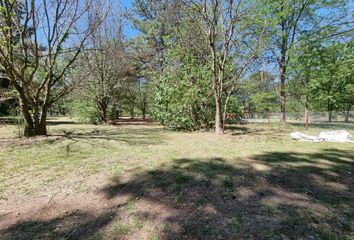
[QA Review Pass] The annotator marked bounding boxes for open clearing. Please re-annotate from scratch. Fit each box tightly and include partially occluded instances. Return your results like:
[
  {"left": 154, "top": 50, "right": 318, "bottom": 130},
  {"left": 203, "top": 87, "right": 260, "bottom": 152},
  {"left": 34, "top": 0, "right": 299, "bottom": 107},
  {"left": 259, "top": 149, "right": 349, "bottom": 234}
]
[{"left": 0, "top": 121, "right": 353, "bottom": 239}]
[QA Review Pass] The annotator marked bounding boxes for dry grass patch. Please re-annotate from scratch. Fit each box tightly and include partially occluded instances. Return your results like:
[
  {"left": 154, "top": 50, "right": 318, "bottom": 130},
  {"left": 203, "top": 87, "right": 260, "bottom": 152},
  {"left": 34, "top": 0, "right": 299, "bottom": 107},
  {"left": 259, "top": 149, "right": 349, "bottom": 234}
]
[{"left": 0, "top": 122, "right": 353, "bottom": 239}]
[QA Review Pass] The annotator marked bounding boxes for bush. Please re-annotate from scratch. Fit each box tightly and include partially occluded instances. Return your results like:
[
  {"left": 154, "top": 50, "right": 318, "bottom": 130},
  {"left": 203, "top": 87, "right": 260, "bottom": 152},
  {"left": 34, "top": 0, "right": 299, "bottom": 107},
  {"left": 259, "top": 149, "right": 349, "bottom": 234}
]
[
  {"left": 68, "top": 99, "right": 100, "bottom": 124},
  {"left": 152, "top": 49, "right": 214, "bottom": 131}
]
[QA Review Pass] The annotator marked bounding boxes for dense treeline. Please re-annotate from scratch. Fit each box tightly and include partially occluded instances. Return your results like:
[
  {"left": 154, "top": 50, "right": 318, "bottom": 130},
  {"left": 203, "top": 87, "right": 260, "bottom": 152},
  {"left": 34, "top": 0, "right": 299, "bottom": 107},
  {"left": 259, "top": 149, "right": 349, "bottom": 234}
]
[{"left": 0, "top": 0, "right": 353, "bottom": 136}]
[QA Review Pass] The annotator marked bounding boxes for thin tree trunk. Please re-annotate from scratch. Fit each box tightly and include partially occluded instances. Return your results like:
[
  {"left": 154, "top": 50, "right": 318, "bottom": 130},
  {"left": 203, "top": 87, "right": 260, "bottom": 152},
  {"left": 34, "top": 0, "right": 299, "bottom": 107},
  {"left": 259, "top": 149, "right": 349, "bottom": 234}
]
[
  {"left": 279, "top": 64, "right": 286, "bottom": 124},
  {"left": 142, "top": 107, "right": 146, "bottom": 120},
  {"left": 344, "top": 104, "right": 351, "bottom": 122},
  {"left": 304, "top": 102, "right": 309, "bottom": 114},
  {"left": 215, "top": 95, "right": 223, "bottom": 134},
  {"left": 102, "top": 106, "right": 107, "bottom": 122},
  {"left": 140, "top": 99, "right": 147, "bottom": 120},
  {"left": 327, "top": 100, "right": 332, "bottom": 122},
  {"left": 328, "top": 111, "right": 332, "bottom": 122},
  {"left": 279, "top": 13, "right": 287, "bottom": 125},
  {"left": 130, "top": 106, "right": 135, "bottom": 119}
]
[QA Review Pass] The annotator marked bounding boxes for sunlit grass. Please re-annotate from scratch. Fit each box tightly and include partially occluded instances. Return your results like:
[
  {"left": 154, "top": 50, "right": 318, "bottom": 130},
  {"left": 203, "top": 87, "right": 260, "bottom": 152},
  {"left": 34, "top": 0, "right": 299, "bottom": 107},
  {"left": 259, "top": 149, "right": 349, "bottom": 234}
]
[
  {"left": 0, "top": 122, "right": 353, "bottom": 239},
  {"left": 0, "top": 123, "right": 353, "bottom": 197}
]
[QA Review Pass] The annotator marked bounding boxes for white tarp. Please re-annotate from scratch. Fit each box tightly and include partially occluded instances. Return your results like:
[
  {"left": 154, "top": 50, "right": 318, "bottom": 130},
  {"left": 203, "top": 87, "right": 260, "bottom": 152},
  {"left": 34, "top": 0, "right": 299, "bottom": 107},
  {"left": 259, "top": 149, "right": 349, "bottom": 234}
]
[{"left": 291, "top": 130, "right": 353, "bottom": 143}]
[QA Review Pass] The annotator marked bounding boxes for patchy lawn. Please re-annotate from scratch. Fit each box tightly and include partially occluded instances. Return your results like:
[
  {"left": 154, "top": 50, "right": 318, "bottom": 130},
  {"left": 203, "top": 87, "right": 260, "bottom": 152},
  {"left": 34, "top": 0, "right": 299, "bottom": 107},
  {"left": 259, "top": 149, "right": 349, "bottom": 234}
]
[{"left": 0, "top": 121, "right": 353, "bottom": 240}]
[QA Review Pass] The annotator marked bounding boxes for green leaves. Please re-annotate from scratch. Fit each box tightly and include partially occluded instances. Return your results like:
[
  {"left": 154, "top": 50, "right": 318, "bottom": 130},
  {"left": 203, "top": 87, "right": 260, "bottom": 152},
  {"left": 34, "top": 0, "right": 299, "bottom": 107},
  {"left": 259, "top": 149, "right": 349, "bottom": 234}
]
[{"left": 152, "top": 47, "right": 213, "bottom": 130}]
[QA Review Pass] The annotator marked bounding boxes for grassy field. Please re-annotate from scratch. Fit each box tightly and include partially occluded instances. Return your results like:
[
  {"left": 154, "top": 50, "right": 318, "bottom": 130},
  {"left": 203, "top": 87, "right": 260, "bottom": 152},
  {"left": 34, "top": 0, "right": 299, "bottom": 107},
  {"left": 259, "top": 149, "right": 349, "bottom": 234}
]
[{"left": 0, "top": 120, "right": 353, "bottom": 240}]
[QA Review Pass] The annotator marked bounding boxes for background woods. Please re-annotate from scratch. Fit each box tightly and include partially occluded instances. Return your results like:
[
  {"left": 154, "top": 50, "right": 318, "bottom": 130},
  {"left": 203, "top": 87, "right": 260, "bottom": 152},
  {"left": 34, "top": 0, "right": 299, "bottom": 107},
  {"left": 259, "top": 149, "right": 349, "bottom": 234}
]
[{"left": 0, "top": 0, "right": 353, "bottom": 135}]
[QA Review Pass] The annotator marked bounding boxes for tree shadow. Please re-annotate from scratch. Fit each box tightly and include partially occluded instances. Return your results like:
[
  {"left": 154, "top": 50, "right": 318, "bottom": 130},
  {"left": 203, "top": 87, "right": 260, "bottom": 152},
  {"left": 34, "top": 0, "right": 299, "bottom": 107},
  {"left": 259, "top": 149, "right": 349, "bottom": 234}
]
[
  {"left": 225, "top": 124, "right": 290, "bottom": 137},
  {"left": 1, "top": 211, "right": 115, "bottom": 240},
  {"left": 2, "top": 149, "right": 353, "bottom": 239},
  {"left": 100, "top": 149, "right": 354, "bottom": 239},
  {"left": 52, "top": 127, "right": 166, "bottom": 146},
  {"left": 0, "top": 127, "right": 166, "bottom": 150},
  {"left": 112, "top": 118, "right": 157, "bottom": 126}
]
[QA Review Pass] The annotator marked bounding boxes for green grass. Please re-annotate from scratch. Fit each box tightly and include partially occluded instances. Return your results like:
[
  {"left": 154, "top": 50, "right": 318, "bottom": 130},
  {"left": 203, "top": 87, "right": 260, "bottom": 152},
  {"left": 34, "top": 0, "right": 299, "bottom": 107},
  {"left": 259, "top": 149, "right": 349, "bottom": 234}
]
[{"left": 0, "top": 121, "right": 353, "bottom": 239}]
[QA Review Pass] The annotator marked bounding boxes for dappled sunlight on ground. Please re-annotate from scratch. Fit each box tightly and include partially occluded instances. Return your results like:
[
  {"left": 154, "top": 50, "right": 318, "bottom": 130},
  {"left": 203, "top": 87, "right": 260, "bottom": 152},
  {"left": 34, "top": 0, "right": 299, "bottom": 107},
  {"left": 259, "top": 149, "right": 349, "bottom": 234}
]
[{"left": 0, "top": 123, "right": 353, "bottom": 239}]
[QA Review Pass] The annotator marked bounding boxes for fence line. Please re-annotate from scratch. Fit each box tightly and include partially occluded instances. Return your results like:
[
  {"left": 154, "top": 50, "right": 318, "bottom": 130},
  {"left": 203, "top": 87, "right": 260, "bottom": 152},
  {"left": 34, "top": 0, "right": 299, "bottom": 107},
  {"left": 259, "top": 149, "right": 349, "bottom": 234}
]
[{"left": 239, "top": 111, "right": 353, "bottom": 129}]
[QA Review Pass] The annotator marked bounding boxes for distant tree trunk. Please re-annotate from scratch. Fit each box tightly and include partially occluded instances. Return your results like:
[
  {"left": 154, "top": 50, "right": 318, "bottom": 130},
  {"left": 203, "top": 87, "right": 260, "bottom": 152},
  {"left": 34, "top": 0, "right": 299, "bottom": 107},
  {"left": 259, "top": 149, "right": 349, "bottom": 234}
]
[
  {"left": 328, "top": 101, "right": 332, "bottom": 122},
  {"left": 344, "top": 104, "right": 351, "bottom": 122},
  {"left": 130, "top": 106, "right": 135, "bottom": 119},
  {"left": 304, "top": 98, "right": 309, "bottom": 113},
  {"left": 110, "top": 102, "right": 118, "bottom": 120},
  {"left": 116, "top": 108, "right": 120, "bottom": 119},
  {"left": 142, "top": 107, "right": 146, "bottom": 120},
  {"left": 279, "top": 49, "right": 287, "bottom": 125},
  {"left": 139, "top": 98, "right": 147, "bottom": 120},
  {"left": 98, "top": 101, "right": 108, "bottom": 123},
  {"left": 328, "top": 111, "right": 332, "bottom": 122}
]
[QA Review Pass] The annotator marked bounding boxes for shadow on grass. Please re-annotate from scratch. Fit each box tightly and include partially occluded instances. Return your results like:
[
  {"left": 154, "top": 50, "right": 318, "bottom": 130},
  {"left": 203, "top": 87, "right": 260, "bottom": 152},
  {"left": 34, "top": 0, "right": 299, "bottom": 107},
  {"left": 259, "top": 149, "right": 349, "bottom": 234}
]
[
  {"left": 2, "top": 149, "right": 353, "bottom": 239},
  {"left": 57, "top": 127, "right": 165, "bottom": 146},
  {"left": 0, "top": 127, "right": 166, "bottom": 152},
  {"left": 100, "top": 149, "right": 354, "bottom": 239},
  {"left": 1, "top": 211, "right": 115, "bottom": 240},
  {"left": 225, "top": 125, "right": 289, "bottom": 138}
]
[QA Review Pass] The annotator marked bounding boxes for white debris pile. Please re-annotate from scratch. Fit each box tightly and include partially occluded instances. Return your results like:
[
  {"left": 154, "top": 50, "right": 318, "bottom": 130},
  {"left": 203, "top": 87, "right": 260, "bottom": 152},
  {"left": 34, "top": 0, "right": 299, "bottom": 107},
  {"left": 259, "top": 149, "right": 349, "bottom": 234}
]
[{"left": 290, "top": 130, "right": 353, "bottom": 143}]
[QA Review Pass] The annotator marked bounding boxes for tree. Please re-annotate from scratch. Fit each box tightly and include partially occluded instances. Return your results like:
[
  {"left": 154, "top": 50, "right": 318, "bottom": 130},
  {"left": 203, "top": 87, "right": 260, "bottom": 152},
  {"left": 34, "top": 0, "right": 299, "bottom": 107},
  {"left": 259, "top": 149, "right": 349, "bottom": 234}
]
[
  {"left": 238, "top": 71, "right": 277, "bottom": 114},
  {"left": 287, "top": 39, "right": 320, "bottom": 114},
  {"left": 0, "top": 0, "right": 106, "bottom": 136},
  {"left": 136, "top": 79, "right": 151, "bottom": 120},
  {"left": 264, "top": 0, "right": 351, "bottom": 124},
  {"left": 187, "top": 0, "right": 267, "bottom": 134},
  {"left": 77, "top": 5, "right": 132, "bottom": 123},
  {"left": 310, "top": 42, "right": 353, "bottom": 121}
]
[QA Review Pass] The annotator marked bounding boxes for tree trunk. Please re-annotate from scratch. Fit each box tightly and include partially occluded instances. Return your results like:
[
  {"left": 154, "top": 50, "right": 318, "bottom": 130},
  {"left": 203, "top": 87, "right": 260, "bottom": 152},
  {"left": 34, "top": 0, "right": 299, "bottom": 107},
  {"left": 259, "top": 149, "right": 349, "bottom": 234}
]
[
  {"left": 344, "top": 104, "right": 351, "bottom": 122},
  {"left": 19, "top": 98, "right": 48, "bottom": 137},
  {"left": 116, "top": 104, "right": 120, "bottom": 119},
  {"left": 36, "top": 109, "right": 47, "bottom": 135},
  {"left": 98, "top": 101, "right": 108, "bottom": 123},
  {"left": 18, "top": 98, "right": 35, "bottom": 137},
  {"left": 142, "top": 107, "right": 146, "bottom": 120},
  {"left": 304, "top": 101, "right": 309, "bottom": 113},
  {"left": 279, "top": 16, "right": 287, "bottom": 125},
  {"left": 215, "top": 95, "right": 223, "bottom": 134},
  {"left": 279, "top": 64, "right": 286, "bottom": 125},
  {"left": 140, "top": 100, "right": 146, "bottom": 120},
  {"left": 102, "top": 106, "right": 107, "bottom": 122},
  {"left": 327, "top": 100, "right": 332, "bottom": 122},
  {"left": 130, "top": 106, "right": 135, "bottom": 119}
]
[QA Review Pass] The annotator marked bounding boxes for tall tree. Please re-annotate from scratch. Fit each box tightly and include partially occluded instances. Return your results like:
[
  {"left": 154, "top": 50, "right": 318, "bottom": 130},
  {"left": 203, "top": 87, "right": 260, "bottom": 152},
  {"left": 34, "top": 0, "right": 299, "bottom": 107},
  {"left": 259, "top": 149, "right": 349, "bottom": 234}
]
[
  {"left": 79, "top": 5, "right": 130, "bottom": 123},
  {"left": 265, "top": 0, "right": 351, "bottom": 124},
  {"left": 188, "top": 0, "right": 267, "bottom": 134},
  {"left": 0, "top": 0, "right": 106, "bottom": 136},
  {"left": 311, "top": 42, "right": 353, "bottom": 121}
]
